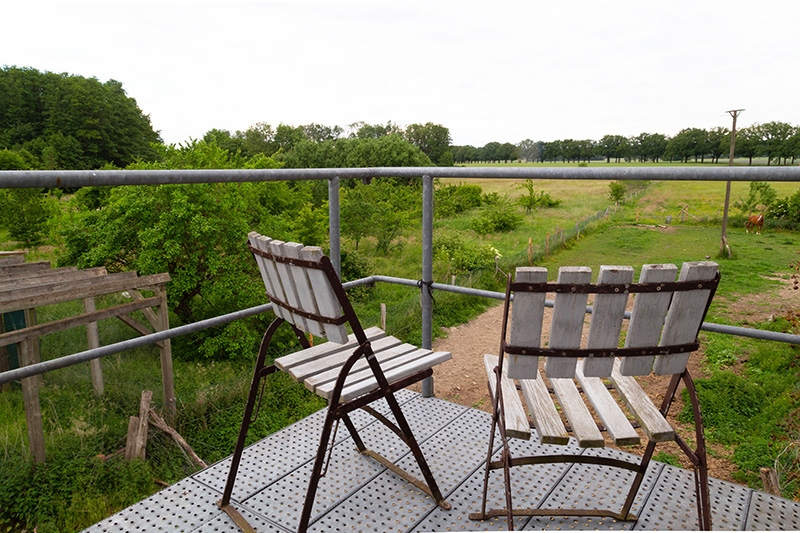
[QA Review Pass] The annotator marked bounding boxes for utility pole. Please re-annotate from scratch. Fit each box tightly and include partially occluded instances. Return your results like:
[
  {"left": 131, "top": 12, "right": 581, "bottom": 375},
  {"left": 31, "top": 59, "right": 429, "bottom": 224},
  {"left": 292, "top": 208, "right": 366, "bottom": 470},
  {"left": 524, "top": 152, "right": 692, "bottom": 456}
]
[{"left": 720, "top": 109, "right": 744, "bottom": 258}]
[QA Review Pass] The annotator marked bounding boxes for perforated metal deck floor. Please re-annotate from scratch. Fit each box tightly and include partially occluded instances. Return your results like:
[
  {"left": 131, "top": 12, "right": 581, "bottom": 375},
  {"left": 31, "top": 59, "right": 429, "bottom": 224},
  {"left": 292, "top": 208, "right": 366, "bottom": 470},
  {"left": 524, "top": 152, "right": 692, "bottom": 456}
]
[{"left": 86, "top": 389, "right": 800, "bottom": 531}]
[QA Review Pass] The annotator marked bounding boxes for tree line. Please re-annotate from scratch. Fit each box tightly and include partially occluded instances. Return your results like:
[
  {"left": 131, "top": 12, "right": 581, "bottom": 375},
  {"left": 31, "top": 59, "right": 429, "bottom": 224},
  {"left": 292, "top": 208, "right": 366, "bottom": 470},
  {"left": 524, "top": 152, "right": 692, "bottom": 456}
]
[
  {"left": 453, "top": 123, "right": 800, "bottom": 166},
  {"left": 0, "top": 66, "right": 160, "bottom": 169}
]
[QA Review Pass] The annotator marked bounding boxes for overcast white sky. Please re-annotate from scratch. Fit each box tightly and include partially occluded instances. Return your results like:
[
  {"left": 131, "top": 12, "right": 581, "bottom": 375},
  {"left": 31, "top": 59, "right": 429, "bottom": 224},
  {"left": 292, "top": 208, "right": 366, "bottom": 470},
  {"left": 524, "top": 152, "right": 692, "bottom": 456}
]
[{"left": 4, "top": 0, "right": 799, "bottom": 147}]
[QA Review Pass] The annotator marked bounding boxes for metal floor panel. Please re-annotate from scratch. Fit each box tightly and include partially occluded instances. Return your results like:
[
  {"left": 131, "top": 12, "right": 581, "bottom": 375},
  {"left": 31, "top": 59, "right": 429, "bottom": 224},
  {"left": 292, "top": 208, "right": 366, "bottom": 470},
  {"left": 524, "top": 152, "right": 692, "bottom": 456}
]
[
  {"left": 746, "top": 491, "right": 800, "bottom": 531},
  {"left": 82, "top": 392, "right": 800, "bottom": 533},
  {"left": 634, "top": 463, "right": 750, "bottom": 531},
  {"left": 85, "top": 478, "right": 222, "bottom": 532}
]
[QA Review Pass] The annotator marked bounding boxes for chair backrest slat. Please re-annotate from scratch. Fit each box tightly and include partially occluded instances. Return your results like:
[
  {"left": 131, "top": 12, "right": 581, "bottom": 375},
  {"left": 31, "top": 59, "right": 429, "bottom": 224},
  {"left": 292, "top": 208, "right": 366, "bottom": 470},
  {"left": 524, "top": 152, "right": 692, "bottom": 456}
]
[
  {"left": 507, "top": 267, "right": 547, "bottom": 379},
  {"left": 545, "top": 266, "right": 591, "bottom": 379},
  {"left": 581, "top": 265, "right": 633, "bottom": 377},
  {"left": 268, "top": 239, "right": 312, "bottom": 334},
  {"left": 618, "top": 264, "right": 678, "bottom": 376},
  {"left": 249, "top": 233, "right": 291, "bottom": 324},
  {"left": 280, "top": 241, "right": 326, "bottom": 338},
  {"left": 653, "top": 261, "right": 718, "bottom": 375},
  {"left": 299, "top": 246, "right": 349, "bottom": 344}
]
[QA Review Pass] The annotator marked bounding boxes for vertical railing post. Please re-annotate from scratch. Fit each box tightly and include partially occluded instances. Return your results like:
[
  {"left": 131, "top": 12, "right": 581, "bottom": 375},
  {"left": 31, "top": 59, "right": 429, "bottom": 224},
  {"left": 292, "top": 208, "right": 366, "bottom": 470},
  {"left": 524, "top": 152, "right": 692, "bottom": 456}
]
[
  {"left": 421, "top": 175, "right": 434, "bottom": 397},
  {"left": 328, "top": 176, "right": 341, "bottom": 280}
]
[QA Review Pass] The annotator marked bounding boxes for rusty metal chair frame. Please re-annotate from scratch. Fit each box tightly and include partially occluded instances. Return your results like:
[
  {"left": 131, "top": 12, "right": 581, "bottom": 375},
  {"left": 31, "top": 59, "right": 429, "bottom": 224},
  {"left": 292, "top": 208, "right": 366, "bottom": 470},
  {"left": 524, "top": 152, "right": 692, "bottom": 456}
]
[
  {"left": 470, "top": 268, "right": 719, "bottom": 530},
  {"left": 218, "top": 243, "right": 450, "bottom": 533}
]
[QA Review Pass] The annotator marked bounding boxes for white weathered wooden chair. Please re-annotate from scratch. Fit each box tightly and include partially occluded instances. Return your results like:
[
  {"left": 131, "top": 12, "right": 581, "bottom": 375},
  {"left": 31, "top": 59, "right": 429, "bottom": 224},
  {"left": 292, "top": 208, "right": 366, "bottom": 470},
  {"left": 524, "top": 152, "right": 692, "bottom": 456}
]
[
  {"left": 470, "top": 262, "right": 719, "bottom": 530},
  {"left": 218, "top": 232, "right": 452, "bottom": 533}
]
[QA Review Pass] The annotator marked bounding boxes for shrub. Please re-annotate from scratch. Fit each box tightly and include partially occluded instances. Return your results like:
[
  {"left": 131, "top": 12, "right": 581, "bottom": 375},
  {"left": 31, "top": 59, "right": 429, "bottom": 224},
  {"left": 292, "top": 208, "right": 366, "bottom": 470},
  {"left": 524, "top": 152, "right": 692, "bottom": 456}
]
[
  {"left": 608, "top": 181, "right": 626, "bottom": 203},
  {"left": 434, "top": 183, "right": 483, "bottom": 218},
  {"left": 434, "top": 228, "right": 498, "bottom": 275},
  {"left": 471, "top": 196, "right": 522, "bottom": 235}
]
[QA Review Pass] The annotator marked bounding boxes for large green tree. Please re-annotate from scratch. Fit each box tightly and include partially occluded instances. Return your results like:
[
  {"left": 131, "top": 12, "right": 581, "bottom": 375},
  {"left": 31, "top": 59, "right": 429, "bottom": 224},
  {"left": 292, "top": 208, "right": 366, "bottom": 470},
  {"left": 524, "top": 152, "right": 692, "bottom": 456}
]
[
  {"left": 404, "top": 122, "right": 453, "bottom": 166},
  {"left": 0, "top": 67, "right": 160, "bottom": 169}
]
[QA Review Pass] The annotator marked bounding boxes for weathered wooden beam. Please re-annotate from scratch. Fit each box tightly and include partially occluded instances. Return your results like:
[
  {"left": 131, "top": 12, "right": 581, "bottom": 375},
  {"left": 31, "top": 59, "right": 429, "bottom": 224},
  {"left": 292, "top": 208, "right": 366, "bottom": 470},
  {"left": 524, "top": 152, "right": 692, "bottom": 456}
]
[
  {"left": 20, "top": 337, "right": 45, "bottom": 463},
  {"left": 0, "top": 252, "right": 25, "bottom": 265},
  {"left": 0, "top": 272, "right": 170, "bottom": 312},
  {"left": 128, "top": 289, "right": 160, "bottom": 330},
  {"left": 130, "top": 390, "right": 153, "bottom": 460},
  {"left": 0, "top": 261, "right": 50, "bottom": 279},
  {"left": 0, "top": 266, "right": 101, "bottom": 292},
  {"left": 124, "top": 416, "right": 140, "bottom": 461},
  {"left": 84, "top": 297, "right": 104, "bottom": 396},
  {"left": 155, "top": 289, "right": 176, "bottom": 415},
  {"left": 0, "top": 296, "right": 162, "bottom": 348}
]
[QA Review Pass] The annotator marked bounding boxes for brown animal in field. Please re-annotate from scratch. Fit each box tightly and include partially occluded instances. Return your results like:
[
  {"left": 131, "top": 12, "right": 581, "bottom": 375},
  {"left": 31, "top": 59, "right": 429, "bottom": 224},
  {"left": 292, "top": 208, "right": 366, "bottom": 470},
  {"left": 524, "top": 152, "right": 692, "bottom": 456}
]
[{"left": 745, "top": 213, "right": 764, "bottom": 234}]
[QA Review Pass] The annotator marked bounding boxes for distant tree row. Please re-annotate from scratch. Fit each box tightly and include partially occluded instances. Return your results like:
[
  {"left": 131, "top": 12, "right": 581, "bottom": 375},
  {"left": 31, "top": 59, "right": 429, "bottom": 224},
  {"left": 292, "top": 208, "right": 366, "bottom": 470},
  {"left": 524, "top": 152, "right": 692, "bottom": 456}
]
[
  {"left": 0, "top": 66, "right": 160, "bottom": 169},
  {"left": 204, "top": 120, "right": 454, "bottom": 167},
  {"left": 453, "top": 122, "right": 800, "bottom": 166}
]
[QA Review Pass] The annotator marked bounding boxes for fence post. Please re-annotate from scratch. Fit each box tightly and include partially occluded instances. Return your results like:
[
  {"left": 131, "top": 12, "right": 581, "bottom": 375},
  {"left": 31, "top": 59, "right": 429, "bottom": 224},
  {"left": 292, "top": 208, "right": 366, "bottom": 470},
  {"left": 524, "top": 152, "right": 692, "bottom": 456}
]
[
  {"left": 155, "top": 288, "right": 176, "bottom": 415},
  {"left": 380, "top": 303, "right": 387, "bottom": 331},
  {"left": 421, "top": 175, "right": 434, "bottom": 397},
  {"left": 83, "top": 297, "right": 104, "bottom": 396},
  {"left": 20, "top": 337, "right": 45, "bottom": 463}
]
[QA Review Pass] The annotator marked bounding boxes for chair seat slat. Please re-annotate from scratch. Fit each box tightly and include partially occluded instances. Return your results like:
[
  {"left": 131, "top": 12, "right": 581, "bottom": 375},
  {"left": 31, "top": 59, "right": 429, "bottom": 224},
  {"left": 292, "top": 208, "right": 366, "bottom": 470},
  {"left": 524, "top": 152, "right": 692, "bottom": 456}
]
[
  {"left": 519, "top": 371, "right": 569, "bottom": 445},
  {"left": 304, "top": 342, "right": 418, "bottom": 393},
  {"left": 484, "top": 354, "right": 531, "bottom": 440},
  {"left": 550, "top": 377, "right": 604, "bottom": 447},
  {"left": 611, "top": 359, "right": 674, "bottom": 442},
  {"left": 313, "top": 344, "right": 422, "bottom": 397},
  {"left": 338, "top": 351, "right": 452, "bottom": 403},
  {"left": 576, "top": 364, "right": 640, "bottom": 446},
  {"left": 274, "top": 327, "right": 385, "bottom": 371},
  {"left": 289, "top": 336, "right": 402, "bottom": 383}
]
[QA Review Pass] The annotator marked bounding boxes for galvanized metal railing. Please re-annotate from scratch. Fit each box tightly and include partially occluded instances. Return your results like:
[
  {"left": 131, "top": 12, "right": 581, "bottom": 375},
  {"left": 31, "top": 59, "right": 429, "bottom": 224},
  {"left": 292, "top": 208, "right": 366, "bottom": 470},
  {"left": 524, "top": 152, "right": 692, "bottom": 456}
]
[{"left": 2, "top": 166, "right": 800, "bottom": 392}]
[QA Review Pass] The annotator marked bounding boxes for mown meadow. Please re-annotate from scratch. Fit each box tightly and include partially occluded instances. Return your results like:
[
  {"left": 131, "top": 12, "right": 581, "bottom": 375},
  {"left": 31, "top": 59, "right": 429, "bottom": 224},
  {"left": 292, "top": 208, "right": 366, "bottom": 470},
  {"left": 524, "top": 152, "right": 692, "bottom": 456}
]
[{"left": 1, "top": 169, "right": 800, "bottom": 532}]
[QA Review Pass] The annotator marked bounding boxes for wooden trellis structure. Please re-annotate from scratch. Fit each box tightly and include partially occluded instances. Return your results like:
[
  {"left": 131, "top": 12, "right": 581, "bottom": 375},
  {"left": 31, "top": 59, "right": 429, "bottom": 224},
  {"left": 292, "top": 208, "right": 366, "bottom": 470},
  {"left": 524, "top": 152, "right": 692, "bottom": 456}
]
[{"left": 0, "top": 252, "right": 173, "bottom": 463}]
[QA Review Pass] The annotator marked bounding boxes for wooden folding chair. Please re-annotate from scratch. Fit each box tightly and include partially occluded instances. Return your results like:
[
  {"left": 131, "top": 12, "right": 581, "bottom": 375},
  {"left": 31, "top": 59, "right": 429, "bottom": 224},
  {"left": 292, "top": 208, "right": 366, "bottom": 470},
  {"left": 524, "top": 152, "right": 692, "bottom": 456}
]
[
  {"left": 470, "top": 262, "right": 719, "bottom": 530},
  {"left": 218, "top": 232, "right": 452, "bottom": 533}
]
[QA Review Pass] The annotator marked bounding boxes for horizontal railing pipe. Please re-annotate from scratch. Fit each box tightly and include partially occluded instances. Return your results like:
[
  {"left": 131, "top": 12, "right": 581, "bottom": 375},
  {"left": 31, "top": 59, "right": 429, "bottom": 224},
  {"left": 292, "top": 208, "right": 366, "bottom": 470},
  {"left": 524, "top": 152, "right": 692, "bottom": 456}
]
[
  {"left": 0, "top": 277, "right": 375, "bottom": 386},
  {"left": 2, "top": 165, "right": 800, "bottom": 189},
  {"left": 1, "top": 274, "right": 797, "bottom": 385}
]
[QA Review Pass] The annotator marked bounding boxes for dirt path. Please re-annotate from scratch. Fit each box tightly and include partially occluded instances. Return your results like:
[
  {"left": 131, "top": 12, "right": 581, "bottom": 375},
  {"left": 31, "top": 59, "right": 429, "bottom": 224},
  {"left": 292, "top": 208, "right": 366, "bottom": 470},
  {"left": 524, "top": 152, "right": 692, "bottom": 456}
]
[{"left": 411, "top": 273, "right": 800, "bottom": 485}]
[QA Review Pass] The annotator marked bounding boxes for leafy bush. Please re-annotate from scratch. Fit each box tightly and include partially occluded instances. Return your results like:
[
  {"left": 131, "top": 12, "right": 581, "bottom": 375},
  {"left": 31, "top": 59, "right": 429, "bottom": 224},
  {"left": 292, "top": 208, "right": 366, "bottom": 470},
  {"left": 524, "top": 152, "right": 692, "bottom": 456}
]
[
  {"left": 471, "top": 196, "right": 523, "bottom": 235},
  {"left": 434, "top": 228, "right": 498, "bottom": 276},
  {"left": 608, "top": 181, "right": 627, "bottom": 203},
  {"left": 516, "top": 179, "right": 562, "bottom": 214},
  {"left": 434, "top": 183, "right": 483, "bottom": 218},
  {"left": 735, "top": 181, "right": 778, "bottom": 213},
  {"left": 767, "top": 187, "right": 800, "bottom": 226}
]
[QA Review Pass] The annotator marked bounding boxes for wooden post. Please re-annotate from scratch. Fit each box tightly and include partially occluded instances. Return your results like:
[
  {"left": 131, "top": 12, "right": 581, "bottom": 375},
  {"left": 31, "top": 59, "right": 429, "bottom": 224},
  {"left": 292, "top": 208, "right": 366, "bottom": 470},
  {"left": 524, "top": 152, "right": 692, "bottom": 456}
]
[
  {"left": 83, "top": 297, "right": 104, "bottom": 396},
  {"left": 528, "top": 237, "right": 533, "bottom": 266},
  {"left": 23, "top": 309, "right": 42, "bottom": 385},
  {"left": 380, "top": 303, "right": 387, "bottom": 331},
  {"left": 760, "top": 467, "right": 781, "bottom": 496},
  {"left": 636, "top": 208, "right": 640, "bottom": 222},
  {"left": 20, "top": 337, "right": 45, "bottom": 463},
  {"left": 155, "top": 288, "right": 176, "bottom": 415},
  {"left": 124, "top": 416, "right": 140, "bottom": 461},
  {"left": 128, "top": 390, "right": 152, "bottom": 460},
  {"left": 0, "top": 318, "right": 9, "bottom": 393},
  {"left": 546, "top": 232, "right": 550, "bottom": 257}
]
